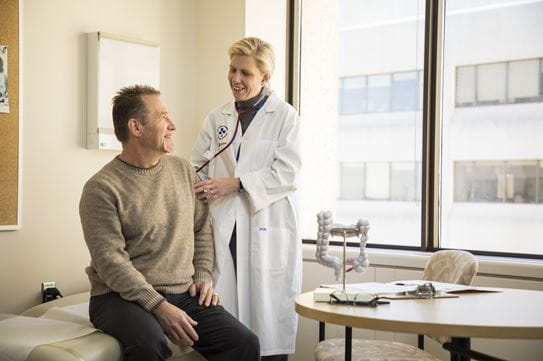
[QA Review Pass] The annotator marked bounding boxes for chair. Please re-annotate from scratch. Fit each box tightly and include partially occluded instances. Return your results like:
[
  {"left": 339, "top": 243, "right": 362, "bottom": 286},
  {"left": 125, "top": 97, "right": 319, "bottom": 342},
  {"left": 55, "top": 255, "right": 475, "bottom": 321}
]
[{"left": 314, "top": 250, "right": 479, "bottom": 361}]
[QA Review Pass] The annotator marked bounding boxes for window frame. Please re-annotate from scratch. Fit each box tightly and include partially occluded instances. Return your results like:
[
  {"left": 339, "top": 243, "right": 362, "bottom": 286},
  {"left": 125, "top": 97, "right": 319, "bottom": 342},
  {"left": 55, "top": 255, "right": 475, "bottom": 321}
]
[{"left": 287, "top": 0, "right": 543, "bottom": 260}]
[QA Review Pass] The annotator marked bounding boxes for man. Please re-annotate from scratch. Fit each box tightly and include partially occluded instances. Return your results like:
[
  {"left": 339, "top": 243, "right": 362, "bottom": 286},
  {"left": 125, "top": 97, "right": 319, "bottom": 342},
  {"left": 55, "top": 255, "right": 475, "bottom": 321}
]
[{"left": 79, "top": 84, "right": 260, "bottom": 361}]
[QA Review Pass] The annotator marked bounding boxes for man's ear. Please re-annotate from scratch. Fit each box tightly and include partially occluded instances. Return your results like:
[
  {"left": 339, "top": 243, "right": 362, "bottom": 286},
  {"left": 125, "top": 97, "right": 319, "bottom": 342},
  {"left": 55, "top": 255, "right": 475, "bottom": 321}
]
[{"left": 127, "top": 118, "right": 143, "bottom": 138}]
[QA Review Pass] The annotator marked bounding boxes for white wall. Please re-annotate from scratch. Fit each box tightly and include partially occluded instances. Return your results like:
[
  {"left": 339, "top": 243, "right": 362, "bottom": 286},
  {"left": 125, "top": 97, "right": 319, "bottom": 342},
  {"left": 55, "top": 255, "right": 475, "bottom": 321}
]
[{"left": 0, "top": 0, "right": 202, "bottom": 314}]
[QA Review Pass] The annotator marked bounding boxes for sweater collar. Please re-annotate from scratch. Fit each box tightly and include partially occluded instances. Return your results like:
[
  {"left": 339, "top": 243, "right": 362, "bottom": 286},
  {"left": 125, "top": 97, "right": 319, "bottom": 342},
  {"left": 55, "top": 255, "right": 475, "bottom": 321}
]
[{"left": 114, "top": 156, "right": 164, "bottom": 175}]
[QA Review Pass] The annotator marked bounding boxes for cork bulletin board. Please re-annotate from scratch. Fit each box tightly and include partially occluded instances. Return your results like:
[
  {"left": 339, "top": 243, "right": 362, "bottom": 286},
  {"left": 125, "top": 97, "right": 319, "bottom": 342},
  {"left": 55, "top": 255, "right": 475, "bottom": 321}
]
[{"left": 0, "top": 0, "right": 21, "bottom": 230}]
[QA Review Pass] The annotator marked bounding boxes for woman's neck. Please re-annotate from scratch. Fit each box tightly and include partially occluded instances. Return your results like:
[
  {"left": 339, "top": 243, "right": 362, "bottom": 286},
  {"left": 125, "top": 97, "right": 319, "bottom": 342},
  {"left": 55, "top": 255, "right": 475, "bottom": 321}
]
[{"left": 236, "top": 88, "right": 265, "bottom": 109}]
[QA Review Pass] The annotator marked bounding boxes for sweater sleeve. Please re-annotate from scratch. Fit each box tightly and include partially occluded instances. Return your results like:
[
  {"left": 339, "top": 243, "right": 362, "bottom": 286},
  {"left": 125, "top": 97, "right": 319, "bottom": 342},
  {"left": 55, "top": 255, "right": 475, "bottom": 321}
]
[
  {"left": 191, "top": 169, "right": 215, "bottom": 284},
  {"left": 79, "top": 180, "right": 165, "bottom": 312}
]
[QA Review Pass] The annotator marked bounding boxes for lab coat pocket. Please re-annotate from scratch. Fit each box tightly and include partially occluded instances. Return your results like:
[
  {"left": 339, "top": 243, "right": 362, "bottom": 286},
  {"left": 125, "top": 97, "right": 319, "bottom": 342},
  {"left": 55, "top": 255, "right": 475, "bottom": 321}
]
[
  {"left": 251, "top": 226, "right": 289, "bottom": 271},
  {"left": 250, "top": 139, "right": 278, "bottom": 169}
]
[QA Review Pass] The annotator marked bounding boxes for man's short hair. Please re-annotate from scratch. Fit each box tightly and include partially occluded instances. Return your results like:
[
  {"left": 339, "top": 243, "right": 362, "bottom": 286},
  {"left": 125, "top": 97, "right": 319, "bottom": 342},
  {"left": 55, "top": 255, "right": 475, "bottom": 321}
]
[{"left": 112, "top": 85, "right": 160, "bottom": 142}]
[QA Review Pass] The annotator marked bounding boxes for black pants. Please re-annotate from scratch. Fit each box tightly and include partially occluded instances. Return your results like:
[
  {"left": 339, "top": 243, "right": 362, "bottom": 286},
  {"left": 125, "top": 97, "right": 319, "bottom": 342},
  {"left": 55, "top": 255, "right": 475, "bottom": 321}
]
[{"left": 89, "top": 292, "right": 260, "bottom": 361}]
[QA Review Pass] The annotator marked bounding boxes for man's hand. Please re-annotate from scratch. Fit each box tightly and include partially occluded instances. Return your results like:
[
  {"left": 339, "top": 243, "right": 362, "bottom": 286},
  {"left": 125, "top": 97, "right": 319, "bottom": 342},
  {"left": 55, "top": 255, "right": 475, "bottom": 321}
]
[
  {"left": 153, "top": 301, "right": 199, "bottom": 346},
  {"left": 189, "top": 281, "right": 220, "bottom": 306}
]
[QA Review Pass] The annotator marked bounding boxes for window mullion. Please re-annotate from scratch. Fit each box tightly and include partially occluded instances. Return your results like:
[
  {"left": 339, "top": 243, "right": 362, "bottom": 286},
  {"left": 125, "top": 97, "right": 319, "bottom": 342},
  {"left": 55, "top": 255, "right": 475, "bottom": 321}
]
[{"left": 421, "top": 0, "right": 444, "bottom": 251}]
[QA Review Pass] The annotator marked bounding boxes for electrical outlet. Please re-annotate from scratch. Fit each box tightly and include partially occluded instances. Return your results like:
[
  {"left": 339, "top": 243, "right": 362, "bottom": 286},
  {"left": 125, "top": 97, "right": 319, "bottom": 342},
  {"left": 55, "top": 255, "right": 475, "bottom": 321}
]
[{"left": 41, "top": 281, "right": 56, "bottom": 292}]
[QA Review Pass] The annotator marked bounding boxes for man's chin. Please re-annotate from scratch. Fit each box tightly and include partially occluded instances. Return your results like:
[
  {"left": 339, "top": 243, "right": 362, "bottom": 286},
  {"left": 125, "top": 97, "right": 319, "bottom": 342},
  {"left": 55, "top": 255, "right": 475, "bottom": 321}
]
[{"left": 163, "top": 139, "right": 174, "bottom": 153}]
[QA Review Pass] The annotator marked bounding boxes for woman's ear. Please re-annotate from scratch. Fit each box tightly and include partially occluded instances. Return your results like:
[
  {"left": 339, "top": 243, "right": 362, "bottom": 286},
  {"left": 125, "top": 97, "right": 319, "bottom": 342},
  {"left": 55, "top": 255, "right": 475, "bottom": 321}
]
[
  {"left": 262, "top": 73, "right": 270, "bottom": 85},
  {"left": 127, "top": 118, "right": 143, "bottom": 138}
]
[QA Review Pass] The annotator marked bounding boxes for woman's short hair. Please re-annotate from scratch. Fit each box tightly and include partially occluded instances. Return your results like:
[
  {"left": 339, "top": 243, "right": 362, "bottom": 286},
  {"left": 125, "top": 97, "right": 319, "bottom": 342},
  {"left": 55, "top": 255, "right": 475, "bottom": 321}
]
[
  {"left": 112, "top": 84, "right": 160, "bottom": 142},
  {"left": 228, "top": 37, "right": 275, "bottom": 76}
]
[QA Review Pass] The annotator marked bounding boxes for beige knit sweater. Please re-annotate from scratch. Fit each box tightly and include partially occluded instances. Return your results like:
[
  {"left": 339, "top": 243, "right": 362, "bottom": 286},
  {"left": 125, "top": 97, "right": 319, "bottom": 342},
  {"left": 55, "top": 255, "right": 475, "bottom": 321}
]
[{"left": 79, "top": 155, "right": 214, "bottom": 312}]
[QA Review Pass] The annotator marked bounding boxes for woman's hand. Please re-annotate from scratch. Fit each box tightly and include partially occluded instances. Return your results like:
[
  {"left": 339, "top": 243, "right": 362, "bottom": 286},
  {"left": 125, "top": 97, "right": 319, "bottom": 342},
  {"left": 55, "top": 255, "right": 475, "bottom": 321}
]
[{"left": 195, "top": 178, "right": 241, "bottom": 202}]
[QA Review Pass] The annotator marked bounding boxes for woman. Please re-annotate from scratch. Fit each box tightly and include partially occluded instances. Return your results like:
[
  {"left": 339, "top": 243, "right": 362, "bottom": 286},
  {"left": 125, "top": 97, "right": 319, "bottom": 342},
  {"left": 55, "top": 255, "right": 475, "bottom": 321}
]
[{"left": 191, "top": 37, "right": 302, "bottom": 360}]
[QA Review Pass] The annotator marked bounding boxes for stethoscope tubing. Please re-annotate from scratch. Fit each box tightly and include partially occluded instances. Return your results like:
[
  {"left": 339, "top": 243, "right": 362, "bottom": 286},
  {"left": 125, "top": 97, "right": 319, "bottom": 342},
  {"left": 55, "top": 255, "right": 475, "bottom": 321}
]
[{"left": 196, "top": 96, "right": 268, "bottom": 175}]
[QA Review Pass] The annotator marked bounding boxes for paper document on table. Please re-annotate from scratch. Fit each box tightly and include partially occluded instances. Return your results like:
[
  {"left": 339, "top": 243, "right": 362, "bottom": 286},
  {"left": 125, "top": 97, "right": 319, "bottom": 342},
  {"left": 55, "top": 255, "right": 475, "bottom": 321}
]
[
  {"left": 313, "top": 287, "right": 375, "bottom": 302},
  {"left": 391, "top": 280, "right": 499, "bottom": 294},
  {"left": 321, "top": 280, "right": 499, "bottom": 297},
  {"left": 321, "top": 282, "right": 413, "bottom": 295}
]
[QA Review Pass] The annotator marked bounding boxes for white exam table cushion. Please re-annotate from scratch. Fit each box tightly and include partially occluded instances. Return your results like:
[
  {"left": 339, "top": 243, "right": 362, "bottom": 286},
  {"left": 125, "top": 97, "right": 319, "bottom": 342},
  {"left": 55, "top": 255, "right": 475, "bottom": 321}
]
[
  {"left": 0, "top": 314, "right": 97, "bottom": 361},
  {"left": 18, "top": 292, "right": 206, "bottom": 361}
]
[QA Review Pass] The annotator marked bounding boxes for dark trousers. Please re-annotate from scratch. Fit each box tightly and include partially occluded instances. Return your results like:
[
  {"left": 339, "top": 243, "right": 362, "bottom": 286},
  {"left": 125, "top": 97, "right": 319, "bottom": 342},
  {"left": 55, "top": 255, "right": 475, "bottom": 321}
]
[{"left": 89, "top": 291, "right": 260, "bottom": 361}]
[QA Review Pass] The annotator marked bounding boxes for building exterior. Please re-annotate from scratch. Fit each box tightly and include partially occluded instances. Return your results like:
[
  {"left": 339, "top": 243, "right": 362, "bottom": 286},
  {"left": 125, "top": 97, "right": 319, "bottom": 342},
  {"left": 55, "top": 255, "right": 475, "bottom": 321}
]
[{"left": 335, "top": 0, "right": 543, "bottom": 254}]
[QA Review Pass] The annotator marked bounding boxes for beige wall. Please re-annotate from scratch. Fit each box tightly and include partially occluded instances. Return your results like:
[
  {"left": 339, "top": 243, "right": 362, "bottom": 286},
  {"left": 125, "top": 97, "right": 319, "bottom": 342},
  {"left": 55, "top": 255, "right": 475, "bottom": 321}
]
[
  {"left": 0, "top": 0, "right": 240, "bottom": 314},
  {"left": 195, "top": 0, "right": 245, "bottom": 126},
  {"left": 0, "top": 0, "right": 288, "bottom": 315}
]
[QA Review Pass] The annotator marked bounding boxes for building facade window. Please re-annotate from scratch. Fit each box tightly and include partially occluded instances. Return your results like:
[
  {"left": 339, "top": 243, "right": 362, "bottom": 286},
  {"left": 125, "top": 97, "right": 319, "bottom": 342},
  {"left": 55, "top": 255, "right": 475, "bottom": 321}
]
[
  {"left": 339, "top": 163, "right": 365, "bottom": 200},
  {"left": 339, "top": 76, "right": 366, "bottom": 114},
  {"left": 339, "top": 161, "right": 420, "bottom": 202},
  {"left": 339, "top": 70, "right": 423, "bottom": 115},
  {"left": 454, "top": 160, "right": 541, "bottom": 204},
  {"left": 456, "top": 58, "right": 543, "bottom": 107}
]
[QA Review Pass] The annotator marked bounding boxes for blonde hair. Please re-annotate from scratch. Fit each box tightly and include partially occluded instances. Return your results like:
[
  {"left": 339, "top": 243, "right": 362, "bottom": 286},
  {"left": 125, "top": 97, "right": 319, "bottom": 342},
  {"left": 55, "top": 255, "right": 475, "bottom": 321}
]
[{"left": 228, "top": 37, "right": 275, "bottom": 77}]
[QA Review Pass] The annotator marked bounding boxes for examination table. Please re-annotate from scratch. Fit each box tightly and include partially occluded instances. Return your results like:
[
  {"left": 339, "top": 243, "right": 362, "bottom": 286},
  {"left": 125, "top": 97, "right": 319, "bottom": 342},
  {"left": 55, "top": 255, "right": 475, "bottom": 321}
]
[{"left": 8, "top": 292, "right": 205, "bottom": 361}]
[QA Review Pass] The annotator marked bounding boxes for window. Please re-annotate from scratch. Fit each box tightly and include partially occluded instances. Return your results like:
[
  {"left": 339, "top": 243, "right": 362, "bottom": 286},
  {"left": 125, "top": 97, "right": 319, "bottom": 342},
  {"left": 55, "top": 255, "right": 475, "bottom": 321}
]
[
  {"left": 441, "top": 0, "right": 543, "bottom": 255},
  {"left": 339, "top": 70, "right": 422, "bottom": 114},
  {"left": 456, "top": 58, "right": 543, "bottom": 107},
  {"left": 339, "top": 163, "right": 365, "bottom": 199},
  {"left": 454, "top": 160, "right": 540, "bottom": 204},
  {"left": 456, "top": 66, "right": 476, "bottom": 106},
  {"left": 340, "top": 76, "right": 366, "bottom": 115},
  {"left": 477, "top": 62, "right": 507, "bottom": 105},
  {"left": 367, "top": 74, "right": 391, "bottom": 113},
  {"left": 390, "top": 162, "right": 419, "bottom": 201},
  {"left": 508, "top": 59, "right": 540, "bottom": 103},
  {"left": 297, "top": 0, "right": 543, "bottom": 257},
  {"left": 392, "top": 72, "right": 418, "bottom": 111},
  {"left": 299, "top": 0, "right": 423, "bottom": 247},
  {"left": 339, "top": 161, "right": 420, "bottom": 202},
  {"left": 365, "top": 162, "right": 390, "bottom": 200}
]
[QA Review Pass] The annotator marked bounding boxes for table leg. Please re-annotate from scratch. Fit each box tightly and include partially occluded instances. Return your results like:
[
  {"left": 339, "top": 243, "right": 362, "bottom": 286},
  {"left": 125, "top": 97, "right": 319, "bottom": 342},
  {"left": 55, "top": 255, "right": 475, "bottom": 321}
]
[
  {"left": 452, "top": 337, "right": 470, "bottom": 361},
  {"left": 443, "top": 337, "right": 506, "bottom": 361},
  {"left": 345, "top": 326, "right": 352, "bottom": 361},
  {"left": 319, "top": 321, "right": 325, "bottom": 342}
]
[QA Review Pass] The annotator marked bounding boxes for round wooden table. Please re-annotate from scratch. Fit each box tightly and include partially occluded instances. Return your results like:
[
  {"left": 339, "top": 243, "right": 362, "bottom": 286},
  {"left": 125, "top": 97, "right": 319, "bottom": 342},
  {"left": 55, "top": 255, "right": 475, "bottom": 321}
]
[{"left": 295, "top": 288, "right": 543, "bottom": 360}]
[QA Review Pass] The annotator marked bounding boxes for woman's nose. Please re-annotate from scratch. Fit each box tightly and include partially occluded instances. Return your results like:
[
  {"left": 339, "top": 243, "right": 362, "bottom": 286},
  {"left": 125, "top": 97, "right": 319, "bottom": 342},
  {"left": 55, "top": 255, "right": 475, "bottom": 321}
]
[{"left": 231, "top": 72, "right": 241, "bottom": 83}]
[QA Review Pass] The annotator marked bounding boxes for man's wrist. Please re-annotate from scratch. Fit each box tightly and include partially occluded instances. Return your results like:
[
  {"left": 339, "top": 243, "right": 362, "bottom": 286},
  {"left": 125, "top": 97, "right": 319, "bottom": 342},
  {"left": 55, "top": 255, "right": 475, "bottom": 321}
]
[{"left": 151, "top": 299, "right": 166, "bottom": 314}]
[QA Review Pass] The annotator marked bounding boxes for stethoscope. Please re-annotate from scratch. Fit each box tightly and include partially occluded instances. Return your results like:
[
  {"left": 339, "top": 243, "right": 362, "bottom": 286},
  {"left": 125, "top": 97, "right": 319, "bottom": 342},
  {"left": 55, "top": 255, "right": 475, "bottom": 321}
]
[{"left": 196, "top": 95, "right": 268, "bottom": 174}]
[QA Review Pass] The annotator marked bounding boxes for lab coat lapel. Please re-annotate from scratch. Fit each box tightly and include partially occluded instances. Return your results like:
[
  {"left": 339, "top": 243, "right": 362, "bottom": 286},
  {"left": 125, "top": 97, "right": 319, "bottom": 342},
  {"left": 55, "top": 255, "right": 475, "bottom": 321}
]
[{"left": 237, "top": 94, "right": 279, "bottom": 166}]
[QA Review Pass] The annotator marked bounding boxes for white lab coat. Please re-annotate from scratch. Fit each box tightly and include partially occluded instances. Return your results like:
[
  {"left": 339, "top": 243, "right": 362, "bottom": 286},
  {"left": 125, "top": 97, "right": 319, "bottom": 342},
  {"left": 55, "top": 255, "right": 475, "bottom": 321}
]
[{"left": 191, "top": 91, "right": 302, "bottom": 356}]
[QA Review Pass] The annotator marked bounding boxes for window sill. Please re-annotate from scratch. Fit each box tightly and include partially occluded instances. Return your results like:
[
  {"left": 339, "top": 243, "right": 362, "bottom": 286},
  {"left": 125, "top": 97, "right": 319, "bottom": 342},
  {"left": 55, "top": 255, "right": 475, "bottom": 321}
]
[{"left": 304, "top": 244, "right": 543, "bottom": 280}]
